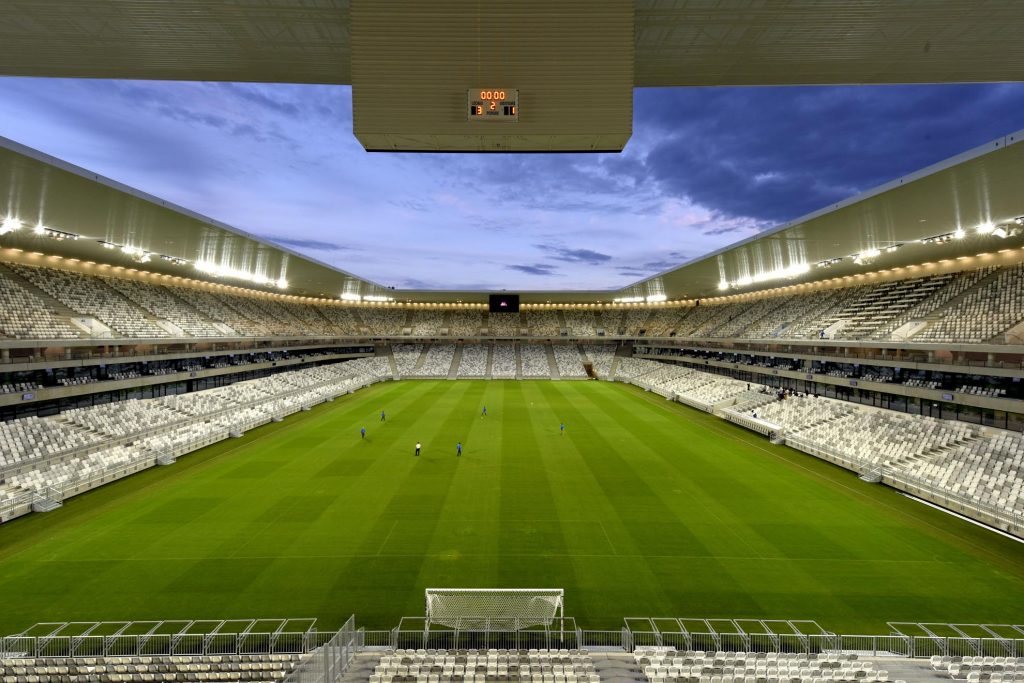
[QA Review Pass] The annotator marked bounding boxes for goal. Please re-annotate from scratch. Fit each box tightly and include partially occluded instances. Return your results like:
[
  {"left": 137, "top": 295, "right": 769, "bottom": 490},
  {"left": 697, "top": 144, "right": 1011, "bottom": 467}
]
[{"left": 424, "top": 588, "right": 564, "bottom": 630}]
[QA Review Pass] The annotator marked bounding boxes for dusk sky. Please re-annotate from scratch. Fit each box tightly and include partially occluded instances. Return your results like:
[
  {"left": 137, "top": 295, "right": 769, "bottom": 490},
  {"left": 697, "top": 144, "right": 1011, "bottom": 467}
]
[{"left": 0, "top": 78, "right": 1022, "bottom": 290}]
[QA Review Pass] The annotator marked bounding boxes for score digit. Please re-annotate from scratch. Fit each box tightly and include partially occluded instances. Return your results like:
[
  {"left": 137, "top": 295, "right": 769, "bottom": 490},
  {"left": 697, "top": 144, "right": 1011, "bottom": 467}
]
[{"left": 467, "top": 88, "right": 518, "bottom": 121}]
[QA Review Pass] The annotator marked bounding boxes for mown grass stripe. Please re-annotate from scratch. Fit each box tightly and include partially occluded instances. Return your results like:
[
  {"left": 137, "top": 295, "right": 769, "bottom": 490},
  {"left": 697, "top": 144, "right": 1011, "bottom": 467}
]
[{"left": 0, "top": 380, "right": 1023, "bottom": 634}]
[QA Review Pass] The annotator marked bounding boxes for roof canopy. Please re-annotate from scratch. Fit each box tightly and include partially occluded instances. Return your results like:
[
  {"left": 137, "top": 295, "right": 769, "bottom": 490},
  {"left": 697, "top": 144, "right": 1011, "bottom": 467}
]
[{"left": 1, "top": 131, "right": 1022, "bottom": 303}]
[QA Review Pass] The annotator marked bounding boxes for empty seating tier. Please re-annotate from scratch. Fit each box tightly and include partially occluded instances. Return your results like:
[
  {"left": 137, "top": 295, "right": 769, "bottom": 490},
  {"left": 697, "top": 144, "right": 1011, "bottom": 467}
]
[
  {"left": 0, "top": 654, "right": 301, "bottom": 682},
  {"left": 457, "top": 344, "right": 489, "bottom": 377},
  {"left": 372, "top": 648, "right": 599, "bottom": 683},
  {"left": 0, "top": 260, "right": 1022, "bottom": 342},
  {"left": 634, "top": 648, "right": 891, "bottom": 683},
  {"left": 553, "top": 345, "right": 587, "bottom": 378},
  {"left": 520, "top": 344, "right": 551, "bottom": 377}
]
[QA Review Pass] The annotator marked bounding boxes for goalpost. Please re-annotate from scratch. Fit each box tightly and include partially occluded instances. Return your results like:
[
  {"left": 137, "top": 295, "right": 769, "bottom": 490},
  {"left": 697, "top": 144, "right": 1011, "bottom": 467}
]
[{"left": 424, "top": 588, "right": 564, "bottom": 631}]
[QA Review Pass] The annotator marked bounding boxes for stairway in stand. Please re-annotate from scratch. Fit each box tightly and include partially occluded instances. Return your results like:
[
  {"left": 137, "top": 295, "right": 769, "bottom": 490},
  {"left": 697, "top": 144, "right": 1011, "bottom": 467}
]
[
  {"left": 448, "top": 344, "right": 463, "bottom": 379},
  {"left": 545, "top": 344, "right": 560, "bottom": 379}
]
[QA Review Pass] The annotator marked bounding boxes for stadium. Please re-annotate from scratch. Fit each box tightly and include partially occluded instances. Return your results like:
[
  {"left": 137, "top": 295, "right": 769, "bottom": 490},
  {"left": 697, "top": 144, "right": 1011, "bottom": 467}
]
[{"left": 1, "top": 3, "right": 1024, "bottom": 683}]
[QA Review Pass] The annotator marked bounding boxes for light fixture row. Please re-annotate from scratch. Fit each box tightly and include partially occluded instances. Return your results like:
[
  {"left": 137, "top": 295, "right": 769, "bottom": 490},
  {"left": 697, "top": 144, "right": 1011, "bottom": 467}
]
[
  {"left": 1, "top": 215, "right": 289, "bottom": 289},
  {"left": 1, "top": 216, "right": 79, "bottom": 241},
  {"left": 340, "top": 292, "right": 395, "bottom": 302},
  {"left": 613, "top": 294, "right": 666, "bottom": 303}
]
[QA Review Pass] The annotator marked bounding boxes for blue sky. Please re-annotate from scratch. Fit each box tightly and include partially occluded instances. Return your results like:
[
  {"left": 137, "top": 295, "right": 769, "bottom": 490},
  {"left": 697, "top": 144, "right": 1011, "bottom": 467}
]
[{"left": 0, "top": 78, "right": 1022, "bottom": 290}]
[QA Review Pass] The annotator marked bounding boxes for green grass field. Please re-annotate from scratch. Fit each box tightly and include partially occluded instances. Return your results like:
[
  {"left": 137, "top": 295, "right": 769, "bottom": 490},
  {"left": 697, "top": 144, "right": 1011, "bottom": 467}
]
[{"left": 2, "top": 379, "right": 1024, "bottom": 636}]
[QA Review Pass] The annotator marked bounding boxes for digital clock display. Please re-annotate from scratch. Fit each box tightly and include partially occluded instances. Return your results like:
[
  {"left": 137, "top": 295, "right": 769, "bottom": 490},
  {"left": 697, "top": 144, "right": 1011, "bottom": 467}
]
[{"left": 468, "top": 89, "right": 518, "bottom": 121}]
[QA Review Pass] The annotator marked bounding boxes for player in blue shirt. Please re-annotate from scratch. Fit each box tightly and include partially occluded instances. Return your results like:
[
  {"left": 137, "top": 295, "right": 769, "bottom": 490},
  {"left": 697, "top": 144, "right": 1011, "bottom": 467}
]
[
  {"left": 560, "top": 422, "right": 565, "bottom": 434},
  {"left": 456, "top": 442, "right": 462, "bottom": 457},
  {"left": 360, "top": 427, "right": 366, "bottom": 440},
  {"left": 481, "top": 406, "right": 487, "bottom": 417},
  {"left": 380, "top": 410, "right": 386, "bottom": 422}
]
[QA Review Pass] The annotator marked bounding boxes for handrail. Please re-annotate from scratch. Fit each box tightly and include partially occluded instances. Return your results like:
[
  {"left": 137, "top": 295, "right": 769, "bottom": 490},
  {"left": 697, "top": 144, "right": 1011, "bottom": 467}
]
[{"left": 636, "top": 344, "right": 1024, "bottom": 372}]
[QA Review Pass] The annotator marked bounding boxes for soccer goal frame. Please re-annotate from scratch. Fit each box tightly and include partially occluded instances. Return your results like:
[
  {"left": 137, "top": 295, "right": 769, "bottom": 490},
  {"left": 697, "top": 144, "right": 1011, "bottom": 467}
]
[{"left": 424, "top": 588, "right": 565, "bottom": 631}]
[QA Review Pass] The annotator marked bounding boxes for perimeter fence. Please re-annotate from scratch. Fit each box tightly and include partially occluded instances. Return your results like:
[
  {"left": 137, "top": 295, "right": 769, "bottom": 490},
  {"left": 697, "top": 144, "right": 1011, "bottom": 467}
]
[
  {"left": 282, "top": 616, "right": 359, "bottom": 683},
  {"left": 0, "top": 631, "right": 322, "bottom": 658},
  {"left": 356, "top": 629, "right": 1024, "bottom": 659}
]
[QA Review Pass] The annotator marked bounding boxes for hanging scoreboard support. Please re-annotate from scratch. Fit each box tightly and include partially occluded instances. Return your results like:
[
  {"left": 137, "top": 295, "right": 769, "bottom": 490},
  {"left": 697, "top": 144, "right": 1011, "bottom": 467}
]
[
  {"left": 468, "top": 89, "right": 518, "bottom": 121},
  {"left": 351, "top": 0, "right": 632, "bottom": 152}
]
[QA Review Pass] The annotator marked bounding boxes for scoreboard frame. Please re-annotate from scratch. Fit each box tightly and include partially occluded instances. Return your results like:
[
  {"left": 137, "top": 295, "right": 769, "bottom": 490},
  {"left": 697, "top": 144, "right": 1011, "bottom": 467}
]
[
  {"left": 468, "top": 89, "right": 519, "bottom": 121},
  {"left": 489, "top": 294, "right": 520, "bottom": 313}
]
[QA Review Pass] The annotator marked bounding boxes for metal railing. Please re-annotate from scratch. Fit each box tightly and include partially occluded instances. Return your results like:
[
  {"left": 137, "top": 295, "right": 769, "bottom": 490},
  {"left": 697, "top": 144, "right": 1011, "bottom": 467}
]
[
  {"left": 622, "top": 632, "right": 1024, "bottom": 658},
  {"left": 283, "top": 616, "right": 358, "bottom": 683},
  {"left": 1, "top": 631, "right": 317, "bottom": 658},
  {"left": 6, "top": 620, "right": 1024, "bottom": 661},
  {"left": 720, "top": 408, "right": 783, "bottom": 438},
  {"left": 781, "top": 434, "right": 879, "bottom": 476},
  {"left": 636, "top": 340, "right": 1024, "bottom": 371},
  {"left": 883, "top": 468, "right": 1024, "bottom": 535},
  {"left": 339, "top": 628, "right": 1024, "bottom": 659},
  {"left": 390, "top": 629, "right": 580, "bottom": 651},
  {"left": 0, "top": 488, "right": 35, "bottom": 518}
]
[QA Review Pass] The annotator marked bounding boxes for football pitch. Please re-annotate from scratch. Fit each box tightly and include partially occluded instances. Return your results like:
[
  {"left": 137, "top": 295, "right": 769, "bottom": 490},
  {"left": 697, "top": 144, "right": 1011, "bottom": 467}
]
[{"left": 1, "top": 379, "right": 1024, "bottom": 635}]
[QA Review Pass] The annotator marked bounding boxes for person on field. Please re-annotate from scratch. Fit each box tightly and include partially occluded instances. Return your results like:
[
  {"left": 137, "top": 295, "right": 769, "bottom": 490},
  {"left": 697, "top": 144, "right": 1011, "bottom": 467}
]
[
  {"left": 360, "top": 427, "right": 366, "bottom": 440},
  {"left": 415, "top": 441, "right": 421, "bottom": 457},
  {"left": 481, "top": 406, "right": 487, "bottom": 417},
  {"left": 380, "top": 410, "right": 386, "bottom": 422},
  {"left": 456, "top": 442, "right": 462, "bottom": 457},
  {"left": 560, "top": 422, "right": 565, "bottom": 435}
]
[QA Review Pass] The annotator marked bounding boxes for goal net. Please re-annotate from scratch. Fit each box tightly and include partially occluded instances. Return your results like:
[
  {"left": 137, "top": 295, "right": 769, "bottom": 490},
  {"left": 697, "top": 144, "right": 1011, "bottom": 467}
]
[{"left": 424, "top": 588, "right": 564, "bottom": 630}]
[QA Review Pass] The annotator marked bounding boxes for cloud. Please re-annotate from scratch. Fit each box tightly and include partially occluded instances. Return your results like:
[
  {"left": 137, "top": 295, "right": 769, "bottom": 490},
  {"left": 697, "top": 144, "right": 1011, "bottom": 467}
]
[
  {"left": 535, "top": 244, "right": 613, "bottom": 265},
  {"left": 616, "top": 267, "right": 651, "bottom": 278},
  {"left": 388, "top": 198, "right": 432, "bottom": 212},
  {"left": 506, "top": 263, "right": 560, "bottom": 277},
  {"left": 640, "top": 259, "right": 684, "bottom": 271},
  {"left": 637, "top": 84, "right": 1024, "bottom": 225},
  {"left": 262, "top": 236, "right": 351, "bottom": 251},
  {"left": 219, "top": 83, "right": 301, "bottom": 117},
  {"left": 395, "top": 277, "right": 435, "bottom": 289},
  {"left": 4, "top": 77, "right": 1024, "bottom": 291},
  {"left": 613, "top": 256, "right": 688, "bottom": 279},
  {"left": 702, "top": 224, "right": 748, "bottom": 236}
]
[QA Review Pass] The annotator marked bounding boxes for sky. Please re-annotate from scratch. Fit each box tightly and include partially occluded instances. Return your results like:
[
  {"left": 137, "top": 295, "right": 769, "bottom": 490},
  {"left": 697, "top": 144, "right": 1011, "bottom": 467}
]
[{"left": 0, "top": 78, "right": 1022, "bottom": 290}]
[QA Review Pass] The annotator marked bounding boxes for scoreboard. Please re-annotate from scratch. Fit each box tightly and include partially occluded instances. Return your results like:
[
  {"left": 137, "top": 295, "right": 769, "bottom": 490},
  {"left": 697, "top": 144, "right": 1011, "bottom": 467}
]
[
  {"left": 489, "top": 294, "right": 520, "bottom": 312},
  {"left": 468, "top": 89, "right": 518, "bottom": 121}
]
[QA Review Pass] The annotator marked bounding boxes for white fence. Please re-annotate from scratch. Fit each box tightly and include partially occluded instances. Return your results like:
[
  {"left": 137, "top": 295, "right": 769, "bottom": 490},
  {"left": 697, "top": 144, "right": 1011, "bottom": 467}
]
[
  {"left": 356, "top": 628, "right": 1024, "bottom": 658},
  {"left": 0, "top": 631, "right": 319, "bottom": 658},
  {"left": 366, "top": 628, "right": 582, "bottom": 652},
  {"left": 884, "top": 468, "right": 1024, "bottom": 536},
  {"left": 283, "top": 616, "right": 358, "bottom": 683},
  {"left": 6, "top": 621, "right": 1024, "bottom": 661},
  {"left": 782, "top": 434, "right": 877, "bottom": 475},
  {"left": 720, "top": 409, "right": 783, "bottom": 438}
]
